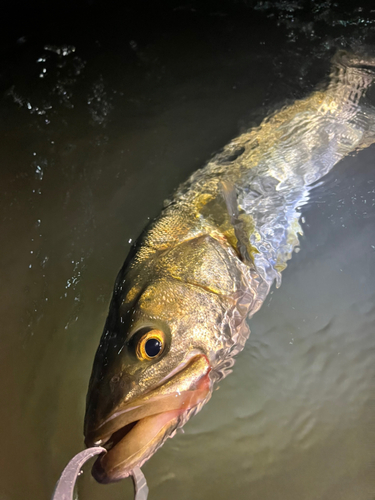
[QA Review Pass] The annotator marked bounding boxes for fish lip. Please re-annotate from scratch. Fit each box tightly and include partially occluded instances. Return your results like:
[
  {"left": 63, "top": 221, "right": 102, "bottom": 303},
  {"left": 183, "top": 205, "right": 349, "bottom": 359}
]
[
  {"left": 91, "top": 409, "right": 183, "bottom": 483},
  {"left": 84, "top": 352, "right": 211, "bottom": 448}
]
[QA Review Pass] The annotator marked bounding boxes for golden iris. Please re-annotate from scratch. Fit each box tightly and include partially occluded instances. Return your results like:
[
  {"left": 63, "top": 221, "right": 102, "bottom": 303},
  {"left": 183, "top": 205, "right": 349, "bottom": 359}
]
[{"left": 136, "top": 329, "right": 165, "bottom": 361}]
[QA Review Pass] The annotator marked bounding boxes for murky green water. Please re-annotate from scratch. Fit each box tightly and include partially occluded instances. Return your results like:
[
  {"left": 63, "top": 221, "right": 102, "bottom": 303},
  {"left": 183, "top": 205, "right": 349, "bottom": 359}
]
[{"left": 1, "top": 2, "right": 375, "bottom": 499}]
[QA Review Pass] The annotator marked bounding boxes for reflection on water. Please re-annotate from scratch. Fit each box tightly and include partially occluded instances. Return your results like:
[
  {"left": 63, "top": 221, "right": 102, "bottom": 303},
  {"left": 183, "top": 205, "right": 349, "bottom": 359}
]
[{"left": 0, "top": 2, "right": 375, "bottom": 500}]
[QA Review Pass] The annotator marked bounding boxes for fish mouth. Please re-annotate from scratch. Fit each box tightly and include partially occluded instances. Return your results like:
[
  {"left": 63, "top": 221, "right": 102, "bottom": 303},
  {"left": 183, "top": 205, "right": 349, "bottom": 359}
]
[{"left": 85, "top": 354, "right": 212, "bottom": 483}]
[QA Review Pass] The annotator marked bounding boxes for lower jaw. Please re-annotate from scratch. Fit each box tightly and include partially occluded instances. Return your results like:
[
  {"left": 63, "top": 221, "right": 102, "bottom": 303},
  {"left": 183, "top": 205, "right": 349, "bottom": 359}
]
[
  {"left": 89, "top": 356, "right": 213, "bottom": 483},
  {"left": 92, "top": 409, "right": 183, "bottom": 483}
]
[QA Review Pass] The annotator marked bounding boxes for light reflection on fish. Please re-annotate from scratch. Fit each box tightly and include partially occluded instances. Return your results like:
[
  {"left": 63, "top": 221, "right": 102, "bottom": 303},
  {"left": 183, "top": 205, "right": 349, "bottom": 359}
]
[{"left": 84, "top": 51, "right": 375, "bottom": 483}]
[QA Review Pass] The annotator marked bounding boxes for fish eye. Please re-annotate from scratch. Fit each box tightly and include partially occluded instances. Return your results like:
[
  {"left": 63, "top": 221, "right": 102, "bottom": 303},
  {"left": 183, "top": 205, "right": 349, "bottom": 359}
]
[{"left": 136, "top": 329, "right": 165, "bottom": 361}]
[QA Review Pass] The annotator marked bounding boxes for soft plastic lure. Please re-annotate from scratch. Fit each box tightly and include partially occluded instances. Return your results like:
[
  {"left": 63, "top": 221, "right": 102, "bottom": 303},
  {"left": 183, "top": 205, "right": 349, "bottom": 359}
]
[{"left": 51, "top": 447, "right": 148, "bottom": 500}]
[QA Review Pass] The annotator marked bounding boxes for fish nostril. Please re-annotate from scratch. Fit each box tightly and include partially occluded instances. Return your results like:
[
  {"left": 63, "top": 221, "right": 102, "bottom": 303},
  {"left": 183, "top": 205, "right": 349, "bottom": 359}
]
[{"left": 110, "top": 374, "right": 122, "bottom": 391}]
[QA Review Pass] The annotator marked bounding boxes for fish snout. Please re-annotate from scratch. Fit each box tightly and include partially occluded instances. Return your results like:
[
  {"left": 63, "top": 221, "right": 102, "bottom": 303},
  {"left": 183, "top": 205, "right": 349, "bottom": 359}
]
[{"left": 84, "top": 370, "right": 138, "bottom": 446}]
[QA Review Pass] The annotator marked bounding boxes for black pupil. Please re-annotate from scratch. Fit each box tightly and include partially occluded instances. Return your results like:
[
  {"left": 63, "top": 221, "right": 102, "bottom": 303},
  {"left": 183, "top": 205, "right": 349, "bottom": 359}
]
[{"left": 145, "top": 338, "right": 162, "bottom": 358}]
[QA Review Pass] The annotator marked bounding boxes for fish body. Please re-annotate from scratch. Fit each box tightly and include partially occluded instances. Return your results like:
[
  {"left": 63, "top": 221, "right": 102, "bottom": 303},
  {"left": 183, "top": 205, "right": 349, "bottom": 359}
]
[{"left": 84, "top": 52, "right": 375, "bottom": 482}]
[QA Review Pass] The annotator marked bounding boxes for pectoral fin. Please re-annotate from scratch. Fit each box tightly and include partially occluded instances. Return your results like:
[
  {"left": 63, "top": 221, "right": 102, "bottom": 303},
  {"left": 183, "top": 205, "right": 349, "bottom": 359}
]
[{"left": 220, "top": 180, "right": 253, "bottom": 265}]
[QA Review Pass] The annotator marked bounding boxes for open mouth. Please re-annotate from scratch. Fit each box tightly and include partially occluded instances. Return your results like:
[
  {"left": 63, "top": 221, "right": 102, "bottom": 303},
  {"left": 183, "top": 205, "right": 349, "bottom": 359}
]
[
  {"left": 91, "top": 410, "right": 184, "bottom": 483},
  {"left": 85, "top": 354, "right": 212, "bottom": 483},
  {"left": 102, "top": 421, "right": 139, "bottom": 454}
]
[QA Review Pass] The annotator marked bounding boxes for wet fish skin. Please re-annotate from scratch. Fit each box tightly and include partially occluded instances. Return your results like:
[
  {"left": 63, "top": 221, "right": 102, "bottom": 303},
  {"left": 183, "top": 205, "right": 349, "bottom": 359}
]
[
  {"left": 84, "top": 207, "right": 256, "bottom": 481},
  {"left": 85, "top": 215, "right": 255, "bottom": 434},
  {"left": 84, "top": 51, "right": 375, "bottom": 482}
]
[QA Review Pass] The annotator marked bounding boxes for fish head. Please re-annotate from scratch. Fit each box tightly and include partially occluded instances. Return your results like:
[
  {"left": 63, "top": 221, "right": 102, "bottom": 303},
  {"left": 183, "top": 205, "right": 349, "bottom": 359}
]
[{"left": 84, "top": 232, "right": 253, "bottom": 483}]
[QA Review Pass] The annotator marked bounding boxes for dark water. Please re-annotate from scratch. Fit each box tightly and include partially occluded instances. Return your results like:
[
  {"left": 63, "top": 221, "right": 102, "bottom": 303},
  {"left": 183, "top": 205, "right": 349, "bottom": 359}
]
[{"left": 1, "top": 2, "right": 375, "bottom": 499}]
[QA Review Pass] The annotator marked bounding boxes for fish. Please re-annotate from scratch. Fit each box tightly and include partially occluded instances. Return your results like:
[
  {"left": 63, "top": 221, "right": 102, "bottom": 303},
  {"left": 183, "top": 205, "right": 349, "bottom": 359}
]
[{"left": 84, "top": 51, "right": 375, "bottom": 483}]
